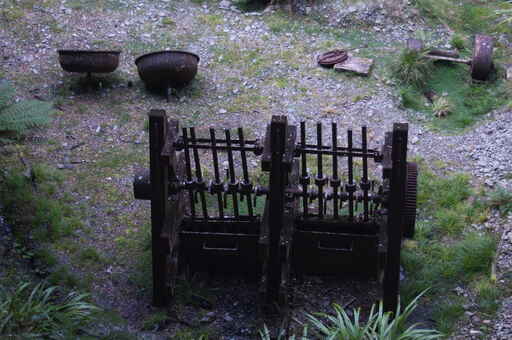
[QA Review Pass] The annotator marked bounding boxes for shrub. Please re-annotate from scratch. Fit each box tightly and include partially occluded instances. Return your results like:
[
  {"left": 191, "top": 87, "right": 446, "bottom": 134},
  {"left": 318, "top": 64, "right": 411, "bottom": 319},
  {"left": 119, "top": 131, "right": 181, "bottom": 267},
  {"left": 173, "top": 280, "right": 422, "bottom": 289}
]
[
  {"left": 392, "top": 49, "right": 434, "bottom": 89},
  {"left": 0, "top": 282, "right": 99, "bottom": 338}
]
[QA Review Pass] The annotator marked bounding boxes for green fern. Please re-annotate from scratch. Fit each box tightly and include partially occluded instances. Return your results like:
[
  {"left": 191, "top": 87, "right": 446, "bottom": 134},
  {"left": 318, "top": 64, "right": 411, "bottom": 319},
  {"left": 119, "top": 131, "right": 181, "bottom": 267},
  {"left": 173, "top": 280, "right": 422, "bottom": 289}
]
[{"left": 0, "top": 80, "right": 55, "bottom": 135}]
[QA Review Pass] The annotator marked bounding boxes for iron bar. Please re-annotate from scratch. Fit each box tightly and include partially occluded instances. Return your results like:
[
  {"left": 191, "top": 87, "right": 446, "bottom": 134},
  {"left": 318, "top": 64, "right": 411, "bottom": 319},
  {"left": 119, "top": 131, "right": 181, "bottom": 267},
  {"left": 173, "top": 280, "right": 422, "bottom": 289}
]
[
  {"left": 362, "top": 126, "right": 369, "bottom": 221},
  {"left": 174, "top": 144, "right": 262, "bottom": 153},
  {"left": 316, "top": 123, "right": 325, "bottom": 218},
  {"left": 300, "top": 122, "right": 309, "bottom": 218},
  {"left": 209, "top": 128, "right": 224, "bottom": 219},
  {"left": 238, "top": 128, "right": 254, "bottom": 219},
  {"left": 190, "top": 127, "right": 208, "bottom": 221},
  {"left": 182, "top": 128, "right": 196, "bottom": 220},
  {"left": 296, "top": 148, "right": 379, "bottom": 158},
  {"left": 331, "top": 122, "right": 339, "bottom": 219},
  {"left": 225, "top": 129, "right": 240, "bottom": 220},
  {"left": 347, "top": 129, "right": 354, "bottom": 221}
]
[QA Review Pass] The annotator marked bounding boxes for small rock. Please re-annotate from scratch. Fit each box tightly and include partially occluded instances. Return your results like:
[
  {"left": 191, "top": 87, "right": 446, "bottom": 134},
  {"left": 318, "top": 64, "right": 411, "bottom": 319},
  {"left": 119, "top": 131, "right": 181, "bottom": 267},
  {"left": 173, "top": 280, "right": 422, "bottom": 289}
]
[
  {"left": 224, "top": 314, "right": 233, "bottom": 322},
  {"left": 469, "top": 329, "right": 483, "bottom": 336},
  {"left": 219, "top": 0, "right": 231, "bottom": 9}
]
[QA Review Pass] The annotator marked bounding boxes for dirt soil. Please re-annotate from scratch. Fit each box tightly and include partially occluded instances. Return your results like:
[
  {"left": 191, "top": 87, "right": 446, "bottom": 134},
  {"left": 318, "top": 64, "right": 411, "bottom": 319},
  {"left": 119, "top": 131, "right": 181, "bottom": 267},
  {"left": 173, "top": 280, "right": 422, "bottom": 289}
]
[{"left": 1, "top": 0, "right": 512, "bottom": 339}]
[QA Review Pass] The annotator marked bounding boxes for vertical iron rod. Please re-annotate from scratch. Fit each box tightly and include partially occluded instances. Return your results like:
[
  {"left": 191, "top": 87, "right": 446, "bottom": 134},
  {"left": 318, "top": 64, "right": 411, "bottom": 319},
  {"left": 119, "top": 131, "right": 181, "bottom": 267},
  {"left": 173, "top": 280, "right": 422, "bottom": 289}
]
[
  {"left": 300, "top": 122, "right": 309, "bottom": 218},
  {"left": 362, "top": 126, "right": 369, "bottom": 221},
  {"left": 238, "top": 128, "right": 254, "bottom": 218},
  {"left": 316, "top": 123, "right": 324, "bottom": 218},
  {"left": 225, "top": 129, "right": 239, "bottom": 219},
  {"left": 190, "top": 127, "right": 208, "bottom": 221},
  {"left": 210, "top": 128, "right": 224, "bottom": 219},
  {"left": 347, "top": 129, "right": 354, "bottom": 221},
  {"left": 332, "top": 122, "right": 339, "bottom": 219},
  {"left": 182, "top": 128, "right": 196, "bottom": 219}
]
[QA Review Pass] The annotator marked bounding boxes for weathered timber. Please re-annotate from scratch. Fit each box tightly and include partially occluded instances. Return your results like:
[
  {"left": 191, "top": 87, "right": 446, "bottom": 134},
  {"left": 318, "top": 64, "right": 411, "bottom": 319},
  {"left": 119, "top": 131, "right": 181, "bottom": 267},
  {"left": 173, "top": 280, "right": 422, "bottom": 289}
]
[{"left": 383, "top": 123, "right": 408, "bottom": 314}]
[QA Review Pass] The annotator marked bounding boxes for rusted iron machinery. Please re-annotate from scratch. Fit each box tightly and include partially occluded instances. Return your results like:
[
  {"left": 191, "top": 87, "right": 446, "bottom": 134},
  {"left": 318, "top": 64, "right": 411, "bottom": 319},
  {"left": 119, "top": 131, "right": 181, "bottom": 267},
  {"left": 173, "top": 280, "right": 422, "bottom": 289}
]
[{"left": 133, "top": 110, "right": 417, "bottom": 313}]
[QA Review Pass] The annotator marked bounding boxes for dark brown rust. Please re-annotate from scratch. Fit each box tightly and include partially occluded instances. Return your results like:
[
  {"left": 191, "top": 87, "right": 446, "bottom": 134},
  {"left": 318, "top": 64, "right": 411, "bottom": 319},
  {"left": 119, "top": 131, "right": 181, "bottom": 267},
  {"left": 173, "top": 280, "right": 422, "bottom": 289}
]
[
  {"left": 134, "top": 113, "right": 418, "bottom": 312},
  {"left": 317, "top": 50, "right": 348, "bottom": 67},
  {"left": 58, "top": 50, "right": 120, "bottom": 74},
  {"left": 471, "top": 34, "right": 494, "bottom": 81},
  {"left": 135, "top": 50, "right": 199, "bottom": 90},
  {"left": 403, "top": 162, "right": 418, "bottom": 238}
]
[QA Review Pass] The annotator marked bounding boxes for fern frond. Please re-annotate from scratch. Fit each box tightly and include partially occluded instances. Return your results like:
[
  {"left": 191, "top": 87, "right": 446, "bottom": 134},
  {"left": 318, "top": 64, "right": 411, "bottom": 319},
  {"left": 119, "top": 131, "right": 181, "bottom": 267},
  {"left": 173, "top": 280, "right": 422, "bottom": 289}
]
[
  {"left": 0, "top": 80, "right": 15, "bottom": 110},
  {"left": 0, "top": 100, "right": 55, "bottom": 134}
]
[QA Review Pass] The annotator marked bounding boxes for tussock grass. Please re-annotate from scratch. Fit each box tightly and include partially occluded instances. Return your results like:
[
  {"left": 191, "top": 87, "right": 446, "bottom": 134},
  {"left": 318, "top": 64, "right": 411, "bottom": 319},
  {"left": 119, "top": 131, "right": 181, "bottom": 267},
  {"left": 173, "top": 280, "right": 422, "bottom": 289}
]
[
  {"left": 260, "top": 292, "right": 442, "bottom": 339},
  {"left": 0, "top": 282, "right": 99, "bottom": 339}
]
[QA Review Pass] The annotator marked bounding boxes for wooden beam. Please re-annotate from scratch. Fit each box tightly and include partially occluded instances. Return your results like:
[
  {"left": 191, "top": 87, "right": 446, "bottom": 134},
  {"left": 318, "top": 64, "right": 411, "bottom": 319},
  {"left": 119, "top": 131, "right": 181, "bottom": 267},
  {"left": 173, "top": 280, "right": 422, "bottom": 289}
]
[
  {"left": 383, "top": 123, "right": 408, "bottom": 314},
  {"left": 266, "top": 115, "right": 288, "bottom": 305},
  {"left": 149, "top": 109, "right": 170, "bottom": 306}
]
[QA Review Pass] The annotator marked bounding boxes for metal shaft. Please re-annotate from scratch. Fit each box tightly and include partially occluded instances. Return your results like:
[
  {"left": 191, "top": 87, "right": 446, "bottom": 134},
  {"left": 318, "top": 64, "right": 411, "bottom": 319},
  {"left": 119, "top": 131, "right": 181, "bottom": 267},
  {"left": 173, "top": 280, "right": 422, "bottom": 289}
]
[
  {"left": 238, "top": 128, "right": 254, "bottom": 218},
  {"left": 332, "top": 122, "right": 339, "bottom": 219},
  {"left": 301, "top": 122, "right": 309, "bottom": 218},
  {"left": 362, "top": 126, "right": 369, "bottom": 221},
  {"left": 210, "top": 128, "right": 224, "bottom": 219},
  {"left": 182, "top": 128, "right": 196, "bottom": 219},
  {"left": 225, "top": 129, "right": 239, "bottom": 219},
  {"left": 347, "top": 129, "right": 354, "bottom": 221},
  {"left": 317, "top": 123, "right": 324, "bottom": 218},
  {"left": 190, "top": 127, "right": 208, "bottom": 221}
]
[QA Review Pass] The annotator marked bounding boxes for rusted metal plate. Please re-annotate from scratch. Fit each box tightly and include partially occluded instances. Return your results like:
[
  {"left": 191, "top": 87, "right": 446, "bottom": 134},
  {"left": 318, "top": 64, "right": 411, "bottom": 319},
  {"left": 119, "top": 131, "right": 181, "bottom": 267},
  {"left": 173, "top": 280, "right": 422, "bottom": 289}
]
[
  {"left": 317, "top": 49, "right": 348, "bottom": 68},
  {"left": 471, "top": 34, "right": 494, "bottom": 81},
  {"left": 333, "top": 56, "right": 374, "bottom": 76}
]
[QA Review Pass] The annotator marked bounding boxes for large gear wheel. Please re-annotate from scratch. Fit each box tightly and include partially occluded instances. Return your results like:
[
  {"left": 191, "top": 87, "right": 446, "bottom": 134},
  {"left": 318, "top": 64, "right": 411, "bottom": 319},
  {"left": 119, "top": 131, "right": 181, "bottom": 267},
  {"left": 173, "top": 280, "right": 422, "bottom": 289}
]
[{"left": 403, "top": 162, "right": 418, "bottom": 238}]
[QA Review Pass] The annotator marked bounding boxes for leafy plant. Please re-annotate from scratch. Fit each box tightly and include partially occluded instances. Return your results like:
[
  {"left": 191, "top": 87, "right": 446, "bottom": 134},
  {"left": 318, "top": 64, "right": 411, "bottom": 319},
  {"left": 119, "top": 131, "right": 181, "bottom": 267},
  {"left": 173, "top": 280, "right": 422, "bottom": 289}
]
[
  {"left": 450, "top": 34, "right": 466, "bottom": 51},
  {"left": 0, "top": 80, "right": 55, "bottom": 137},
  {"left": 432, "top": 96, "right": 453, "bottom": 118},
  {"left": 0, "top": 282, "right": 99, "bottom": 339},
  {"left": 487, "top": 187, "right": 512, "bottom": 216},
  {"left": 392, "top": 49, "right": 433, "bottom": 89},
  {"left": 303, "top": 292, "right": 442, "bottom": 340},
  {"left": 259, "top": 293, "right": 441, "bottom": 339}
]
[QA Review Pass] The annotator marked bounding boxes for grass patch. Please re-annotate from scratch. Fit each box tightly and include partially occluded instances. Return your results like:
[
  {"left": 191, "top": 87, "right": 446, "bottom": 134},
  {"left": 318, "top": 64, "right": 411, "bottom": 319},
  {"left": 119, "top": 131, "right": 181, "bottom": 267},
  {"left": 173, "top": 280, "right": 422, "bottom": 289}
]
[
  {"left": 0, "top": 163, "right": 82, "bottom": 243},
  {"left": 78, "top": 247, "right": 106, "bottom": 266},
  {"left": 487, "top": 186, "right": 512, "bottom": 216},
  {"left": 413, "top": 0, "right": 510, "bottom": 35},
  {"left": 142, "top": 311, "right": 169, "bottom": 331},
  {"left": 397, "top": 60, "right": 508, "bottom": 131},
  {"left": 401, "top": 161, "right": 500, "bottom": 335}
]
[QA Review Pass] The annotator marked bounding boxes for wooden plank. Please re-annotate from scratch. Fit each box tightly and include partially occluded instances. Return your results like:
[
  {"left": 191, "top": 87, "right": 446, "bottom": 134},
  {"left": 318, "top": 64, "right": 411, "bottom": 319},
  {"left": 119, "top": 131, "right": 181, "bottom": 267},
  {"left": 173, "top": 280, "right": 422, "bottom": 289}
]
[
  {"left": 383, "top": 123, "right": 408, "bottom": 314},
  {"left": 334, "top": 56, "right": 374, "bottom": 76},
  {"left": 265, "top": 115, "right": 287, "bottom": 305},
  {"left": 148, "top": 109, "right": 170, "bottom": 306}
]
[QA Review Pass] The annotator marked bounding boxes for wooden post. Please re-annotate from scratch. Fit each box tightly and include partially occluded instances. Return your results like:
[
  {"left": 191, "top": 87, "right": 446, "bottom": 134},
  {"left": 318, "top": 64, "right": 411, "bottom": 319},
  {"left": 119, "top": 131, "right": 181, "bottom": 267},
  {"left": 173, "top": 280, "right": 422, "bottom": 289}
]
[
  {"left": 266, "top": 115, "right": 288, "bottom": 304},
  {"left": 383, "top": 123, "right": 408, "bottom": 314},
  {"left": 149, "top": 109, "right": 170, "bottom": 306}
]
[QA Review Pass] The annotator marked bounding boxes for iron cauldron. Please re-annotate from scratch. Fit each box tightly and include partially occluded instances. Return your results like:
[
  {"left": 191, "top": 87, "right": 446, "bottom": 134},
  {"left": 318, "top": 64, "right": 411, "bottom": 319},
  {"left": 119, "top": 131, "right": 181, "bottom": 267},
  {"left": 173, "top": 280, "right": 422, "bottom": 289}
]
[
  {"left": 58, "top": 50, "right": 121, "bottom": 74},
  {"left": 135, "top": 50, "right": 199, "bottom": 92}
]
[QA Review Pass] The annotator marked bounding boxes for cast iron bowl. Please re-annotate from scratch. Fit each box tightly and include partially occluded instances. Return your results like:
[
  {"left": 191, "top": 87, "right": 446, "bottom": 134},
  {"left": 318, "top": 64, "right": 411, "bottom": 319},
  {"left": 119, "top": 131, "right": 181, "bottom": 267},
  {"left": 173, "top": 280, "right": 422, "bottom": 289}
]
[
  {"left": 58, "top": 50, "right": 121, "bottom": 74},
  {"left": 135, "top": 50, "right": 200, "bottom": 90}
]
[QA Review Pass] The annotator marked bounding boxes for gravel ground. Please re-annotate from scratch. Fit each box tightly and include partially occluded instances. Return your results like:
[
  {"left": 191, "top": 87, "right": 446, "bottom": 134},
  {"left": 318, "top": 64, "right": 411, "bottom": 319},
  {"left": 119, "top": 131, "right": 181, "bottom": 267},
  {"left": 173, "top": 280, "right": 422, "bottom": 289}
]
[{"left": 0, "top": 0, "right": 511, "bottom": 339}]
